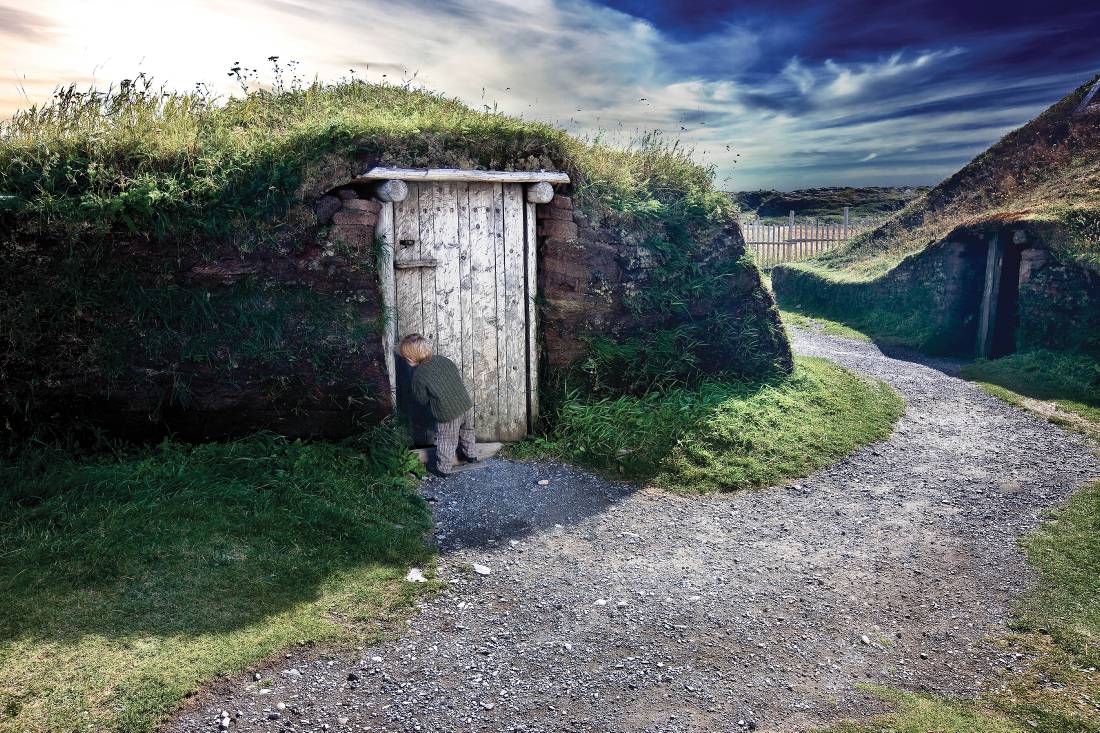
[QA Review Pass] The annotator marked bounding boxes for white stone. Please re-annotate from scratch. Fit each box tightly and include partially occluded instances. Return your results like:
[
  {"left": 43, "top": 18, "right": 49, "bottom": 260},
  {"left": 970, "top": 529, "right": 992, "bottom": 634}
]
[
  {"left": 537, "top": 479, "right": 550, "bottom": 486},
  {"left": 405, "top": 568, "right": 428, "bottom": 583},
  {"left": 472, "top": 563, "right": 492, "bottom": 576}
]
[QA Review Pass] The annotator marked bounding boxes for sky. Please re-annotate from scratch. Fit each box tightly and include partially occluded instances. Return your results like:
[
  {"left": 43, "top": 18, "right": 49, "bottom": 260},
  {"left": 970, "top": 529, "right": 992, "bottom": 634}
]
[{"left": 1, "top": 0, "right": 1098, "bottom": 191}]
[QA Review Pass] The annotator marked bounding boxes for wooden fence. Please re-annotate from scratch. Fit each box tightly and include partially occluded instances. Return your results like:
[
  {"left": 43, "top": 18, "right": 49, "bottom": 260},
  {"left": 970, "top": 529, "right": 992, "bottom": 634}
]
[{"left": 741, "top": 208, "right": 872, "bottom": 268}]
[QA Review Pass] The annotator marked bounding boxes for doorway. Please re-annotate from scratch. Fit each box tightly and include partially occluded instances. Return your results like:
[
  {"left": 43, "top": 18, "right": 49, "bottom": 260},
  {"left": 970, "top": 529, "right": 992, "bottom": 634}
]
[
  {"left": 380, "top": 180, "right": 536, "bottom": 443},
  {"left": 976, "top": 234, "right": 1022, "bottom": 358}
]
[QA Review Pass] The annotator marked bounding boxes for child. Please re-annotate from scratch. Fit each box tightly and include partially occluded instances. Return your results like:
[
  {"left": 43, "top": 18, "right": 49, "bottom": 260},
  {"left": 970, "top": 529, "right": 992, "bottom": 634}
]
[{"left": 398, "top": 334, "right": 478, "bottom": 476}]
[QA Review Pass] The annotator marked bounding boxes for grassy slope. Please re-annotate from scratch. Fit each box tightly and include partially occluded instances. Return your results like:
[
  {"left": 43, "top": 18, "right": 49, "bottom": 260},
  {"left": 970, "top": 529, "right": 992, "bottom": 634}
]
[
  {"left": 0, "top": 431, "right": 432, "bottom": 733},
  {"left": 513, "top": 356, "right": 903, "bottom": 492},
  {"left": 0, "top": 76, "right": 724, "bottom": 250},
  {"left": 822, "top": 481, "right": 1100, "bottom": 733}
]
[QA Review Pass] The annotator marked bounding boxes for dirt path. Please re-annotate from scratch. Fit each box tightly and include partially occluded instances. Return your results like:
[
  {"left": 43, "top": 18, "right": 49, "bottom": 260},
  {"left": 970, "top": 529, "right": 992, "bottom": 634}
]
[{"left": 169, "top": 330, "right": 1100, "bottom": 733}]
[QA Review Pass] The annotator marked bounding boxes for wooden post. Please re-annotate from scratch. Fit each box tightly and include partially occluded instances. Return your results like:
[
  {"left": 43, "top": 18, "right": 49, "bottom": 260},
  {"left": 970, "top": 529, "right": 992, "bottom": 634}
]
[
  {"left": 976, "top": 234, "right": 1004, "bottom": 358},
  {"left": 843, "top": 206, "right": 850, "bottom": 240},
  {"left": 376, "top": 202, "right": 397, "bottom": 408}
]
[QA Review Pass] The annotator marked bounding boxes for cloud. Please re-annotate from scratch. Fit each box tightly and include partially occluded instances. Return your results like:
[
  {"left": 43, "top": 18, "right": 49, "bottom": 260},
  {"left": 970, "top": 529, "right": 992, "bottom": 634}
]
[
  {"left": 0, "top": 5, "right": 58, "bottom": 40},
  {"left": 859, "top": 152, "right": 877, "bottom": 162}
]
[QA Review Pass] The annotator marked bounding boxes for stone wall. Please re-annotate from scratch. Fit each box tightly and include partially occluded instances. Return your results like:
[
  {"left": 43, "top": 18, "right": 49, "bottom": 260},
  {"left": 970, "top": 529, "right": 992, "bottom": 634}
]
[
  {"left": 772, "top": 233, "right": 989, "bottom": 354},
  {"left": 1018, "top": 247, "right": 1100, "bottom": 356},
  {"left": 773, "top": 220, "right": 1100, "bottom": 358},
  {"left": 7, "top": 185, "right": 792, "bottom": 442}
]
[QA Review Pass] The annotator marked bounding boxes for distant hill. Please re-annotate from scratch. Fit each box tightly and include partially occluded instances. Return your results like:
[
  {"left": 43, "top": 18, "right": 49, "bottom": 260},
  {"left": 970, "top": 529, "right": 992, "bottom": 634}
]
[{"left": 729, "top": 186, "right": 929, "bottom": 222}]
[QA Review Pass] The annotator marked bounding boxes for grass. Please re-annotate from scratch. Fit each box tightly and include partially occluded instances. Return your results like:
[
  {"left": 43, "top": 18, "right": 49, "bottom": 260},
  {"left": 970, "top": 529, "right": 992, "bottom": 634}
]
[
  {"left": 819, "top": 480, "right": 1100, "bottom": 733},
  {"left": 961, "top": 350, "right": 1100, "bottom": 440},
  {"left": 778, "top": 308, "right": 872, "bottom": 343},
  {"left": 513, "top": 356, "right": 903, "bottom": 491},
  {"left": 0, "top": 428, "right": 432, "bottom": 733},
  {"left": 0, "top": 72, "right": 725, "bottom": 250}
]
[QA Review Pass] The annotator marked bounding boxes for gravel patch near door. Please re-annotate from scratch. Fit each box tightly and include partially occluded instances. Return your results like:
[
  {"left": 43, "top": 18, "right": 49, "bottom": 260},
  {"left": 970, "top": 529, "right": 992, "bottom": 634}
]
[{"left": 167, "top": 329, "right": 1100, "bottom": 733}]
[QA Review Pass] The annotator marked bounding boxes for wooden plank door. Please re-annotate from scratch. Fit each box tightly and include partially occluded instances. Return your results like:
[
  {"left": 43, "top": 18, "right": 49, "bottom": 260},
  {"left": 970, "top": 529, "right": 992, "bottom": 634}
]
[{"left": 390, "top": 181, "right": 530, "bottom": 442}]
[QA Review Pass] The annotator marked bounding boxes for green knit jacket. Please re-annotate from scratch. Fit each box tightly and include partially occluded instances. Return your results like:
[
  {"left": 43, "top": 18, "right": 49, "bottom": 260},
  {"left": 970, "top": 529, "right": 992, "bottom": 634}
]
[{"left": 411, "top": 355, "right": 473, "bottom": 423}]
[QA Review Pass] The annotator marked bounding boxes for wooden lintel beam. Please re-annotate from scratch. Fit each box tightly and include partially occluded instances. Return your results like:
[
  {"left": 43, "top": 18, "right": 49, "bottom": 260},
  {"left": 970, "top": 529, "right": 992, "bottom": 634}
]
[{"left": 359, "top": 167, "right": 570, "bottom": 184}]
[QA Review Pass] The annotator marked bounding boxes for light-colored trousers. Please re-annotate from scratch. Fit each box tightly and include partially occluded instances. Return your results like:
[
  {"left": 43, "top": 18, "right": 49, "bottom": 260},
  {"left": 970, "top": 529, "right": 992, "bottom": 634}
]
[{"left": 434, "top": 407, "right": 476, "bottom": 474}]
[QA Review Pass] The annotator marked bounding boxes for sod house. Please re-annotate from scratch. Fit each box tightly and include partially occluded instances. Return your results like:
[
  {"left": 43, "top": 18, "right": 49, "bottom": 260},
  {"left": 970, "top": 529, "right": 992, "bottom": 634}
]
[{"left": 0, "top": 82, "right": 791, "bottom": 442}]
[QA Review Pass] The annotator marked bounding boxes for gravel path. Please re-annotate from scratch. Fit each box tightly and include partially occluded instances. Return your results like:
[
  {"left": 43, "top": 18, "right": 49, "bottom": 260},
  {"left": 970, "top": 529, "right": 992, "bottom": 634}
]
[{"left": 169, "top": 329, "right": 1100, "bottom": 733}]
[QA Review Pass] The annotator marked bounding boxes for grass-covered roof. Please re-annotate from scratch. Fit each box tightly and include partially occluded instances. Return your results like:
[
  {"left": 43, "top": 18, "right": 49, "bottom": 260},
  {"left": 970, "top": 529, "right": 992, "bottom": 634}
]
[
  {"left": 813, "top": 74, "right": 1100, "bottom": 274},
  {"left": 0, "top": 76, "right": 726, "bottom": 250}
]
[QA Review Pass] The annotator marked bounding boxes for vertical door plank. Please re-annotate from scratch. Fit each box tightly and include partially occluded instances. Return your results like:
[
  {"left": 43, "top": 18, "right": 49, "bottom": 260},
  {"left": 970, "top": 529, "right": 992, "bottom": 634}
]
[
  {"left": 524, "top": 199, "right": 539, "bottom": 431},
  {"left": 377, "top": 202, "right": 397, "bottom": 408},
  {"left": 491, "top": 183, "right": 509, "bottom": 437},
  {"left": 432, "top": 182, "right": 462, "bottom": 365},
  {"left": 457, "top": 182, "right": 475, "bottom": 410},
  {"left": 500, "top": 183, "right": 527, "bottom": 441},
  {"left": 417, "top": 183, "right": 438, "bottom": 348},
  {"left": 393, "top": 185, "right": 422, "bottom": 338},
  {"left": 468, "top": 183, "right": 501, "bottom": 440}
]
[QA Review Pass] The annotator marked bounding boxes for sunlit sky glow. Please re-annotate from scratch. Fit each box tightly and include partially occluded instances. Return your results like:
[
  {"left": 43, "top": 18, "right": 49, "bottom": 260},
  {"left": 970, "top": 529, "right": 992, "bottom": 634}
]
[{"left": 2, "top": 0, "right": 1098, "bottom": 190}]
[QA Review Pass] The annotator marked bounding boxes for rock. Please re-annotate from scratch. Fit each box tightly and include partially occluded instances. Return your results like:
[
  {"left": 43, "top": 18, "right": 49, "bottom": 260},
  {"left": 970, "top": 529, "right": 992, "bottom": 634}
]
[
  {"left": 472, "top": 563, "right": 492, "bottom": 576},
  {"left": 338, "top": 717, "right": 350, "bottom": 726},
  {"left": 252, "top": 672, "right": 262, "bottom": 681},
  {"left": 276, "top": 702, "right": 286, "bottom": 711},
  {"left": 281, "top": 668, "right": 301, "bottom": 678},
  {"left": 594, "top": 599, "right": 608, "bottom": 606},
  {"left": 537, "top": 479, "right": 550, "bottom": 486},
  {"left": 347, "top": 672, "right": 360, "bottom": 682},
  {"left": 406, "top": 568, "right": 428, "bottom": 583},
  {"left": 481, "top": 701, "right": 495, "bottom": 710},
  {"left": 860, "top": 635, "right": 871, "bottom": 645},
  {"left": 267, "top": 712, "right": 281, "bottom": 720}
]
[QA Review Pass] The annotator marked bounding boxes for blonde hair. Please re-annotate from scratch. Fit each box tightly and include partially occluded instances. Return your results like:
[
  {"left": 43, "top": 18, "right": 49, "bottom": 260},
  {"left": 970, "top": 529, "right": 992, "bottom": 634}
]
[{"left": 398, "top": 334, "right": 433, "bottom": 364}]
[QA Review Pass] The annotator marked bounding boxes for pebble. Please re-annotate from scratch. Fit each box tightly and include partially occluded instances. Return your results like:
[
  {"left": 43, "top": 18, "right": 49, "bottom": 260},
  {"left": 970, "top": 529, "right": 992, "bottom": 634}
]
[
  {"left": 405, "top": 568, "right": 428, "bottom": 583},
  {"left": 472, "top": 563, "right": 491, "bottom": 576}
]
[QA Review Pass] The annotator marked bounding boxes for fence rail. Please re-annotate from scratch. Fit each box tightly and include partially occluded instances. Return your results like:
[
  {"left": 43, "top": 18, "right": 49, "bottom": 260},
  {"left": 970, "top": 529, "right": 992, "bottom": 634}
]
[{"left": 740, "top": 208, "right": 872, "bottom": 268}]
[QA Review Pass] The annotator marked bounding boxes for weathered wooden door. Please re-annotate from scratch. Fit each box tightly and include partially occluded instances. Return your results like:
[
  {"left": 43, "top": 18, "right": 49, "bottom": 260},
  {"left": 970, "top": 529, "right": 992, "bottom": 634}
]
[{"left": 386, "top": 181, "right": 534, "bottom": 442}]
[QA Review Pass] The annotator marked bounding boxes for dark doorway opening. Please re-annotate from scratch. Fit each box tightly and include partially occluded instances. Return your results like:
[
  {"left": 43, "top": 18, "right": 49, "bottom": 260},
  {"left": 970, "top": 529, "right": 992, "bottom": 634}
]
[{"left": 990, "top": 242, "right": 1022, "bottom": 357}]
